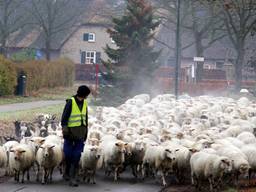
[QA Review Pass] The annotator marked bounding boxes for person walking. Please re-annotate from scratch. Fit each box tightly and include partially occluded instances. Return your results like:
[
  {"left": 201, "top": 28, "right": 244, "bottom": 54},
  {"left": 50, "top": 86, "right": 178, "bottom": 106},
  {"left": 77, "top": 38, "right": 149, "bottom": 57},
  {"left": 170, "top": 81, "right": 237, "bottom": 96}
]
[{"left": 61, "top": 85, "right": 91, "bottom": 187}]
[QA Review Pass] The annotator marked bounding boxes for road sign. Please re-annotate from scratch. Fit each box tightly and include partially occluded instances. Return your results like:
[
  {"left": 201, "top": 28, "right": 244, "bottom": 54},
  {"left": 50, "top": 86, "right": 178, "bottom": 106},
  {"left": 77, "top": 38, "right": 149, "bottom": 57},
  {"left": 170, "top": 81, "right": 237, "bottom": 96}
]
[{"left": 193, "top": 57, "right": 204, "bottom": 62}]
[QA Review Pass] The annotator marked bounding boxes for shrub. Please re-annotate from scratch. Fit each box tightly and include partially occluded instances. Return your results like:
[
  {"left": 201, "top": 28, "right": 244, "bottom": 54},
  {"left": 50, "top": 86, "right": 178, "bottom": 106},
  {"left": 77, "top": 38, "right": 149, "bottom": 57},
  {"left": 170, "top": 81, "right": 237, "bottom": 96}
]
[
  {"left": 0, "top": 56, "right": 17, "bottom": 96},
  {"left": 15, "top": 58, "right": 75, "bottom": 94}
]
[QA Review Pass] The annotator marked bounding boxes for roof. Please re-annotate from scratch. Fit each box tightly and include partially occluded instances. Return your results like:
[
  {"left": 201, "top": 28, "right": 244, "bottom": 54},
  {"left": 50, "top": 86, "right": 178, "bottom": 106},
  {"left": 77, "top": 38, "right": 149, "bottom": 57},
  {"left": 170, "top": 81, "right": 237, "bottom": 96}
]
[{"left": 6, "top": 0, "right": 117, "bottom": 51}]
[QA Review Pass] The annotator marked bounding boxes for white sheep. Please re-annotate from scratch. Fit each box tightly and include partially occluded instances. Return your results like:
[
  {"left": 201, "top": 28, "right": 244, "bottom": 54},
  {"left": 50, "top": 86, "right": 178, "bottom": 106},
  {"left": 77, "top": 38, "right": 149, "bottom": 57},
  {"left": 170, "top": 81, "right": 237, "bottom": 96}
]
[
  {"left": 190, "top": 152, "right": 232, "bottom": 191},
  {"left": 142, "top": 145, "right": 177, "bottom": 186},
  {"left": 100, "top": 139, "right": 126, "bottom": 181},
  {"left": 80, "top": 145, "right": 101, "bottom": 184},
  {"left": 0, "top": 146, "right": 7, "bottom": 169},
  {"left": 36, "top": 141, "right": 63, "bottom": 184},
  {"left": 9, "top": 144, "right": 35, "bottom": 183}
]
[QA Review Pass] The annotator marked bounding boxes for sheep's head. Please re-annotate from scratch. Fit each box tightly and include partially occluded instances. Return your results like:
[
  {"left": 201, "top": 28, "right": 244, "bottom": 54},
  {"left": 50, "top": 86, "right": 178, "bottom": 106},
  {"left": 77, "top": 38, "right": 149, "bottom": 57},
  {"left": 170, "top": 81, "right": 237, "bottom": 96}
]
[
  {"left": 90, "top": 147, "right": 101, "bottom": 159},
  {"left": 220, "top": 158, "right": 233, "bottom": 173},
  {"left": 135, "top": 141, "right": 146, "bottom": 152},
  {"left": 10, "top": 148, "right": 26, "bottom": 161},
  {"left": 115, "top": 142, "right": 126, "bottom": 154},
  {"left": 165, "top": 149, "right": 179, "bottom": 161},
  {"left": 40, "top": 145, "right": 55, "bottom": 158},
  {"left": 239, "top": 163, "right": 250, "bottom": 175}
]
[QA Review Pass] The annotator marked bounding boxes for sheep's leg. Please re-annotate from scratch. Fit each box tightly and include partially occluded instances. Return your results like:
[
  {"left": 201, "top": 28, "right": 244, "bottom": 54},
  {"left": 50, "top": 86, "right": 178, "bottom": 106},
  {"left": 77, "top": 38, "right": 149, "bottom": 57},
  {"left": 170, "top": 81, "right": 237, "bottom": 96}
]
[
  {"left": 36, "top": 166, "right": 40, "bottom": 182},
  {"left": 17, "top": 171, "right": 20, "bottom": 183},
  {"left": 41, "top": 168, "right": 46, "bottom": 184},
  {"left": 114, "top": 167, "right": 118, "bottom": 181},
  {"left": 208, "top": 177, "right": 214, "bottom": 192},
  {"left": 142, "top": 164, "right": 146, "bottom": 180},
  {"left": 92, "top": 171, "right": 96, "bottom": 184},
  {"left": 132, "top": 165, "right": 137, "bottom": 178},
  {"left": 27, "top": 169, "right": 30, "bottom": 181},
  {"left": 49, "top": 167, "right": 54, "bottom": 182},
  {"left": 21, "top": 170, "right": 25, "bottom": 183},
  {"left": 161, "top": 170, "right": 167, "bottom": 187},
  {"left": 249, "top": 169, "right": 252, "bottom": 186},
  {"left": 14, "top": 170, "right": 18, "bottom": 182}
]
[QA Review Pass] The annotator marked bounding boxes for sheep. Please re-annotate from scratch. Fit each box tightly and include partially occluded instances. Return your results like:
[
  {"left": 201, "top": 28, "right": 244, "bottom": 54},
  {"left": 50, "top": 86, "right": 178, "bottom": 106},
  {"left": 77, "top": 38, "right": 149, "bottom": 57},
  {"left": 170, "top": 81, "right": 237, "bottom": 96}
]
[
  {"left": 241, "top": 145, "right": 256, "bottom": 184},
  {"left": 0, "top": 146, "right": 7, "bottom": 169},
  {"left": 216, "top": 146, "right": 250, "bottom": 185},
  {"left": 237, "top": 132, "right": 256, "bottom": 144},
  {"left": 142, "top": 145, "right": 178, "bottom": 186},
  {"left": 190, "top": 152, "right": 232, "bottom": 191},
  {"left": 9, "top": 144, "right": 35, "bottom": 183},
  {"left": 36, "top": 141, "right": 63, "bottom": 184},
  {"left": 80, "top": 145, "right": 101, "bottom": 184},
  {"left": 101, "top": 139, "right": 126, "bottom": 181}
]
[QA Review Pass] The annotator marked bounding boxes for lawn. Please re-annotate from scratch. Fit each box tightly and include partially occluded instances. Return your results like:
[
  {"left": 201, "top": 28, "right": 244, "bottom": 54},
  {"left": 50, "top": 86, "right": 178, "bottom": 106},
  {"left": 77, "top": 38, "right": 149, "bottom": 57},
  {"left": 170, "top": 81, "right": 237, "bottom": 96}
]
[
  {"left": 0, "top": 86, "right": 78, "bottom": 105},
  {"left": 0, "top": 103, "right": 64, "bottom": 122}
]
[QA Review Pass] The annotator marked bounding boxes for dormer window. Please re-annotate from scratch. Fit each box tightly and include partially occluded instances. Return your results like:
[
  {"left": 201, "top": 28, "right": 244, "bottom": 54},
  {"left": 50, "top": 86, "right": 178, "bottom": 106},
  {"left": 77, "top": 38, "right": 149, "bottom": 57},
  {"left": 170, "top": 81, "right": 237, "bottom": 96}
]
[{"left": 83, "top": 33, "right": 95, "bottom": 42}]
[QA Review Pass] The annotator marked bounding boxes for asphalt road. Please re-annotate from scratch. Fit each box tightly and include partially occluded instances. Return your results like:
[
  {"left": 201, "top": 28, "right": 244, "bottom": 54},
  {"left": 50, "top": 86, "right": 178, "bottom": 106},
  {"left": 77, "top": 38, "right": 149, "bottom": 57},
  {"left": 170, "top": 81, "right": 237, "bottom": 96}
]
[
  {"left": 0, "top": 171, "right": 162, "bottom": 192},
  {"left": 0, "top": 100, "right": 64, "bottom": 113}
]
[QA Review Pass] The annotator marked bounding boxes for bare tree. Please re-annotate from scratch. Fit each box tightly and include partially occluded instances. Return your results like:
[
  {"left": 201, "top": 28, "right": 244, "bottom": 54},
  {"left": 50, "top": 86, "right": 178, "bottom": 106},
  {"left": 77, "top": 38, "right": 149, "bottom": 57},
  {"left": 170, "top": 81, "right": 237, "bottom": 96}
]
[
  {"left": 216, "top": 0, "right": 256, "bottom": 90},
  {"left": 0, "top": 0, "right": 27, "bottom": 56},
  {"left": 28, "top": 0, "right": 89, "bottom": 61},
  {"left": 155, "top": 0, "right": 226, "bottom": 81}
]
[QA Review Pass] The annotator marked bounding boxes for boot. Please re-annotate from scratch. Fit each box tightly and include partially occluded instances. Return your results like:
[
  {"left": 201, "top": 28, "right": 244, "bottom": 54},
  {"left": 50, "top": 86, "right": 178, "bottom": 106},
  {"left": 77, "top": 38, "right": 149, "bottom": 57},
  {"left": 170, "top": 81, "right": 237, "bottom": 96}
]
[
  {"left": 63, "top": 164, "right": 70, "bottom": 181},
  {"left": 69, "top": 165, "right": 79, "bottom": 187}
]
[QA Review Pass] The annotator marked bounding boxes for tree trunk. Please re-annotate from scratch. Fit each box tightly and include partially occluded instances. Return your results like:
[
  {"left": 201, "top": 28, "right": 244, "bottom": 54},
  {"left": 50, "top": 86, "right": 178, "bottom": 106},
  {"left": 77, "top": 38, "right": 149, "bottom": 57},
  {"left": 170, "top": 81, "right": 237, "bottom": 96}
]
[
  {"left": 234, "top": 48, "right": 245, "bottom": 91},
  {"left": 195, "top": 38, "right": 204, "bottom": 82},
  {"left": 0, "top": 39, "right": 7, "bottom": 57},
  {"left": 45, "top": 38, "right": 51, "bottom": 61}
]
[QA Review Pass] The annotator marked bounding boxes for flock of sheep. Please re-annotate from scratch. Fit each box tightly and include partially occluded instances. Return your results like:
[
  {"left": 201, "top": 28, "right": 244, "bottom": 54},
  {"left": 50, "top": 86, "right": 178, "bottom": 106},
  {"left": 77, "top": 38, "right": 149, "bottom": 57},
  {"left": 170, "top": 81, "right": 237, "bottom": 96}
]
[{"left": 1, "top": 94, "right": 256, "bottom": 191}]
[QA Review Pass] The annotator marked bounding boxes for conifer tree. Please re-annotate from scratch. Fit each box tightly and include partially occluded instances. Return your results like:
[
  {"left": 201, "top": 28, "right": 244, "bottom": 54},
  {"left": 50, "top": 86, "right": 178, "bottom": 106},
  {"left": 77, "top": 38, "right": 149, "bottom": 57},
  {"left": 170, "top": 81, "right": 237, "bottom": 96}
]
[{"left": 103, "top": 0, "right": 160, "bottom": 94}]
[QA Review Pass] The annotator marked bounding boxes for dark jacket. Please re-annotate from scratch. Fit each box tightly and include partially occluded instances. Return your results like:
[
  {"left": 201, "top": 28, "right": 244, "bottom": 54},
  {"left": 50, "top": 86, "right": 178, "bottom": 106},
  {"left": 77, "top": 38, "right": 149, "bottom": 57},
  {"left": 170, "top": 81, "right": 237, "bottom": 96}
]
[{"left": 61, "top": 95, "right": 88, "bottom": 141}]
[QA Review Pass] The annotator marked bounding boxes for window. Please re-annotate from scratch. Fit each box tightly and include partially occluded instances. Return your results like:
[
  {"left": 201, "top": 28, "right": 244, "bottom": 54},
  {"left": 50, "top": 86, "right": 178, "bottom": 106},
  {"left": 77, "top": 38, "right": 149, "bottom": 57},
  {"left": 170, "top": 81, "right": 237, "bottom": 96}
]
[
  {"left": 81, "top": 51, "right": 101, "bottom": 64},
  {"left": 85, "top": 51, "right": 96, "bottom": 64},
  {"left": 83, "top": 33, "right": 95, "bottom": 42}
]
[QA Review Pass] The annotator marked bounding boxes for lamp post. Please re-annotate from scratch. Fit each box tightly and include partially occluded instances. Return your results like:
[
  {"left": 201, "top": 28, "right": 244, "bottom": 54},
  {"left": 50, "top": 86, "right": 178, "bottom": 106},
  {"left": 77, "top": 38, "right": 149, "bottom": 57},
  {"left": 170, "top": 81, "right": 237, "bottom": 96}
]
[{"left": 174, "top": 0, "right": 181, "bottom": 100}]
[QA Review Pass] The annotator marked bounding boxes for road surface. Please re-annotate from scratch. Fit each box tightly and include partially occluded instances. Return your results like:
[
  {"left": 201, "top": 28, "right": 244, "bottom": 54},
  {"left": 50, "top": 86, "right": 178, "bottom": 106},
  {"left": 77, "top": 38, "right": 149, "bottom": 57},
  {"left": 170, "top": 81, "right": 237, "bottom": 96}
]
[
  {"left": 0, "top": 100, "right": 64, "bottom": 113},
  {"left": 0, "top": 171, "right": 162, "bottom": 192}
]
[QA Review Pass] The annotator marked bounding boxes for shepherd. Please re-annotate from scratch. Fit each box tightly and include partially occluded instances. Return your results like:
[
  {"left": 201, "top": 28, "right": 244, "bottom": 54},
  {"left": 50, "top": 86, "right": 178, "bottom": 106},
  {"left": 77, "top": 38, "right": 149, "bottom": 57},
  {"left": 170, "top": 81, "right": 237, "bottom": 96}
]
[{"left": 61, "top": 85, "right": 91, "bottom": 187}]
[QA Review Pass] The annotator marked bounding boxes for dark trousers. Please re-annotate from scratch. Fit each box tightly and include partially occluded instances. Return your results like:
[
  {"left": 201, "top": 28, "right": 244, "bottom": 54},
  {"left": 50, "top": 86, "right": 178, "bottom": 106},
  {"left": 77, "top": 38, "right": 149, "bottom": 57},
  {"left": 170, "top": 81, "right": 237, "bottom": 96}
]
[{"left": 63, "top": 138, "right": 84, "bottom": 169}]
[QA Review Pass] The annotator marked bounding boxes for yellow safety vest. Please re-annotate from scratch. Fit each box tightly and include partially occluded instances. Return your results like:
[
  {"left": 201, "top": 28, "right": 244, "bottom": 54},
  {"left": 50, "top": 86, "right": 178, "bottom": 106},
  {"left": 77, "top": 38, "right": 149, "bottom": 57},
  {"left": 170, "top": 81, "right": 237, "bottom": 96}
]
[{"left": 67, "top": 97, "right": 87, "bottom": 127}]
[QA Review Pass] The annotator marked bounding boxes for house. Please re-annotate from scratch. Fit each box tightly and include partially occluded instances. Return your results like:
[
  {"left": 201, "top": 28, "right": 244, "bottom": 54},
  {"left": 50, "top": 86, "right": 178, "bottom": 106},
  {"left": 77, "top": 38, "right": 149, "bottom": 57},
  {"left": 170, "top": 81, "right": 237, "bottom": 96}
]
[{"left": 60, "top": 23, "right": 115, "bottom": 65}]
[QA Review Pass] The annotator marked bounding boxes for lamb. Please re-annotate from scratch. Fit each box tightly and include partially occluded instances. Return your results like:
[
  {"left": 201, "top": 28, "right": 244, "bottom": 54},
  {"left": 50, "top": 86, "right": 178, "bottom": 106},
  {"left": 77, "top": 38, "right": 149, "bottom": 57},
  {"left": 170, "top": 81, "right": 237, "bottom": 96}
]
[
  {"left": 9, "top": 144, "right": 35, "bottom": 183},
  {"left": 190, "top": 152, "right": 232, "bottom": 191},
  {"left": 80, "top": 145, "right": 101, "bottom": 184},
  {"left": 36, "top": 141, "right": 63, "bottom": 184}
]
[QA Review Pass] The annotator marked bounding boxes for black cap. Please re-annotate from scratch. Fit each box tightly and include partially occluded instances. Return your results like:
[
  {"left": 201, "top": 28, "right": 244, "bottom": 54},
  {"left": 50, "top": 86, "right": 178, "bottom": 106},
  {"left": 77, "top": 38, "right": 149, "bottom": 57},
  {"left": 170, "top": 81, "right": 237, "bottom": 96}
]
[{"left": 77, "top": 85, "right": 91, "bottom": 98}]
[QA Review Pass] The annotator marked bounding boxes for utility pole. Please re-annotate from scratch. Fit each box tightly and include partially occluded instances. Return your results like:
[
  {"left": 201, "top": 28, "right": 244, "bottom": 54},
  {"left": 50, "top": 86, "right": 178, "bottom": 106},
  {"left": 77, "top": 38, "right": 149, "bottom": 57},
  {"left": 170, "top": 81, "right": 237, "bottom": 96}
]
[{"left": 174, "top": 0, "right": 181, "bottom": 99}]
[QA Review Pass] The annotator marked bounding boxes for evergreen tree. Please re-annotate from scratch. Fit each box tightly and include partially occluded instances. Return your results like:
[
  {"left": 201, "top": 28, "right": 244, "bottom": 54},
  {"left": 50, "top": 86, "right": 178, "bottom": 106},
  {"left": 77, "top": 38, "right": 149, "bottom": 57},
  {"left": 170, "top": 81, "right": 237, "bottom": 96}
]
[{"left": 103, "top": 0, "right": 161, "bottom": 94}]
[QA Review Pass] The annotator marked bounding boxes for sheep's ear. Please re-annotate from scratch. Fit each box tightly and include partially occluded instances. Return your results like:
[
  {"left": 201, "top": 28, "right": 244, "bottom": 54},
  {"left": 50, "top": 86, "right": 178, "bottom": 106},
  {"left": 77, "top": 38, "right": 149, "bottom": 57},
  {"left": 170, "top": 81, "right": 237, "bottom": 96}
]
[{"left": 189, "top": 148, "right": 198, "bottom": 153}]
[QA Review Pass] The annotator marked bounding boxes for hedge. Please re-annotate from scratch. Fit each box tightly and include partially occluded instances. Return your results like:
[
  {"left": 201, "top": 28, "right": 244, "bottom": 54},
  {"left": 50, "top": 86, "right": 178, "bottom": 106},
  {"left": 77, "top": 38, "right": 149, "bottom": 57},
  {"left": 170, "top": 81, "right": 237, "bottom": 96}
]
[
  {"left": 0, "top": 56, "right": 17, "bottom": 96},
  {"left": 15, "top": 58, "right": 75, "bottom": 94}
]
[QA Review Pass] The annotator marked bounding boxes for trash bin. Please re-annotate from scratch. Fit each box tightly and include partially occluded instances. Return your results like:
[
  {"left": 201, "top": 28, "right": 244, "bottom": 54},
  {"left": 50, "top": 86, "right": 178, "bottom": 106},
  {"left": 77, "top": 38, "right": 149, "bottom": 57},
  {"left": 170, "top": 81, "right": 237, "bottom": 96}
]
[{"left": 17, "top": 73, "right": 27, "bottom": 96}]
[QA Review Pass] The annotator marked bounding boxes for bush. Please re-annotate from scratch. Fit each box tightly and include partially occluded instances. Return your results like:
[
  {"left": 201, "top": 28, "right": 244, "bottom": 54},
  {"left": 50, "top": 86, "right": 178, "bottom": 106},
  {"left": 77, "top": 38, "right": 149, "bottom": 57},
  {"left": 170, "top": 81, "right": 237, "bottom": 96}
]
[
  {"left": 0, "top": 56, "right": 17, "bottom": 96},
  {"left": 15, "top": 58, "right": 75, "bottom": 94}
]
